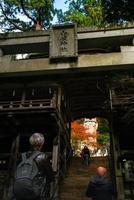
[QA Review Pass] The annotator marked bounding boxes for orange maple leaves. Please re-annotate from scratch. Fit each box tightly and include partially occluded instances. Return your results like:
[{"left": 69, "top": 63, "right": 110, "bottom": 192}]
[{"left": 71, "top": 121, "right": 89, "bottom": 140}]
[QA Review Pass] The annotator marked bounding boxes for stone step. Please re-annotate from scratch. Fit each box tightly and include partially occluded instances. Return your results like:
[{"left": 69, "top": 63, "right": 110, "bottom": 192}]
[
  {"left": 60, "top": 156, "right": 109, "bottom": 200},
  {"left": 59, "top": 197, "right": 90, "bottom": 200},
  {"left": 60, "top": 196, "right": 90, "bottom": 200}
]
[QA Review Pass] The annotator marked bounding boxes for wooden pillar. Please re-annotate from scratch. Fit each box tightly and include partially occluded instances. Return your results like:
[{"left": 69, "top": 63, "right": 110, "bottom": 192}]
[
  {"left": 109, "top": 87, "right": 125, "bottom": 200},
  {"left": 51, "top": 123, "right": 61, "bottom": 200},
  {"left": 57, "top": 87, "right": 61, "bottom": 112},
  {"left": 110, "top": 126, "right": 125, "bottom": 200}
]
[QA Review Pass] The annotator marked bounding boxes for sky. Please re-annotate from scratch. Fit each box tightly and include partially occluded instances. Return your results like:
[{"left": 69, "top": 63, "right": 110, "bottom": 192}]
[
  {"left": 54, "top": 0, "right": 68, "bottom": 12},
  {"left": 53, "top": 0, "right": 68, "bottom": 23}
]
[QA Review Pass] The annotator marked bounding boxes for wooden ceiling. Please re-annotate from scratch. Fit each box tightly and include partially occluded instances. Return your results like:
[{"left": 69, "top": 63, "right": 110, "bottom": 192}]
[{"left": 62, "top": 73, "right": 110, "bottom": 120}]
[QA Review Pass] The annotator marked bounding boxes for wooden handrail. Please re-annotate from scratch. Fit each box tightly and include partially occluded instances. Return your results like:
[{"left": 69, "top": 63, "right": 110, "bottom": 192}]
[
  {"left": 0, "top": 98, "right": 57, "bottom": 111},
  {"left": 0, "top": 99, "right": 51, "bottom": 104}
]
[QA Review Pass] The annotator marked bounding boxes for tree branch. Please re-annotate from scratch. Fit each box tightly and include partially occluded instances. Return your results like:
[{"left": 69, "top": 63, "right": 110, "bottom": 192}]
[
  {"left": 20, "top": 0, "right": 37, "bottom": 24},
  {"left": 0, "top": 2, "right": 25, "bottom": 31}
]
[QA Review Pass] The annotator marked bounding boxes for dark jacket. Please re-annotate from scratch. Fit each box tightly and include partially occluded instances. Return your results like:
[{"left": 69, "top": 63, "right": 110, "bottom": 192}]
[
  {"left": 86, "top": 175, "right": 117, "bottom": 200},
  {"left": 8, "top": 151, "right": 54, "bottom": 200},
  {"left": 12, "top": 151, "right": 54, "bottom": 200},
  {"left": 26, "top": 151, "right": 54, "bottom": 183},
  {"left": 82, "top": 147, "right": 90, "bottom": 156}
]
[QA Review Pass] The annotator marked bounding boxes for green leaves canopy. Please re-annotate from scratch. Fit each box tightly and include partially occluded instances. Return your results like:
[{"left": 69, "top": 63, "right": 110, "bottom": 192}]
[
  {"left": 56, "top": 0, "right": 134, "bottom": 28},
  {"left": 56, "top": 0, "right": 104, "bottom": 27},
  {"left": 0, "top": 0, "right": 55, "bottom": 32},
  {"left": 103, "top": 0, "right": 134, "bottom": 24}
]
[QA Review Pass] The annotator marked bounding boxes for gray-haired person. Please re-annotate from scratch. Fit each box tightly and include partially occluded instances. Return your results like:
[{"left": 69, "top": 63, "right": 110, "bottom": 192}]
[
  {"left": 13, "top": 132, "right": 54, "bottom": 200},
  {"left": 29, "top": 133, "right": 54, "bottom": 182}
]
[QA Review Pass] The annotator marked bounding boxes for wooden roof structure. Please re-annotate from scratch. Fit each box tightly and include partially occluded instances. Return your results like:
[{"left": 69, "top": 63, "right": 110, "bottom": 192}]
[{"left": 0, "top": 25, "right": 134, "bottom": 122}]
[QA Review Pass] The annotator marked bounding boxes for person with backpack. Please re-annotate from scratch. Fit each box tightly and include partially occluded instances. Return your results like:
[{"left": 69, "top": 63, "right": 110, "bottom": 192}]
[{"left": 13, "top": 132, "right": 54, "bottom": 200}]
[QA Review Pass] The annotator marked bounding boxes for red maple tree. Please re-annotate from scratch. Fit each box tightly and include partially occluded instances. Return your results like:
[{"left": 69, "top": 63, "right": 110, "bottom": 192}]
[{"left": 71, "top": 121, "right": 89, "bottom": 141}]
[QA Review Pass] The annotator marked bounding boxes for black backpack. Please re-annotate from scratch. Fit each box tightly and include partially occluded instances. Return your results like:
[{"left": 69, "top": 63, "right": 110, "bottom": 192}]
[{"left": 13, "top": 151, "right": 46, "bottom": 200}]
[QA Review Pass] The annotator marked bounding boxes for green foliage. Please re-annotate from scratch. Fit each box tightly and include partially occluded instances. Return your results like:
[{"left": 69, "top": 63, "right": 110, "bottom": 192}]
[
  {"left": 0, "top": 0, "right": 55, "bottom": 32},
  {"left": 56, "top": 0, "right": 104, "bottom": 27},
  {"left": 97, "top": 118, "right": 109, "bottom": 133},
  {"left": 103, "top": 0, "right": 134, "bottom": 24},
  {"left": 56, "top": 0, "right": 134, "bottom": 29},
  {"left": 97, "top": 133, "right": 110, "bottom": 146},
  {"left": 97, "top": 118, "right": 110, "bottom": 147}
]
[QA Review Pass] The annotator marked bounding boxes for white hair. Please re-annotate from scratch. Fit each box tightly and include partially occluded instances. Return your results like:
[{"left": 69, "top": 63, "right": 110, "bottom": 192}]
[{"left": 29, "top": 133, "right": 44, "bottom": 149}]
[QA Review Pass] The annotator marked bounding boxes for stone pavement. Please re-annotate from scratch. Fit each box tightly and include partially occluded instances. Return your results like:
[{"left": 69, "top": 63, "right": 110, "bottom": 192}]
[{"left": 60, "top": 156, "right": 109, "bottom": 200}]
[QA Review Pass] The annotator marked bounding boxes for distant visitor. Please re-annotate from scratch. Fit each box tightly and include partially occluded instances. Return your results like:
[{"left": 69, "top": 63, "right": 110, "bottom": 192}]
[{"left": 80, "top": 146, "right": 90, "bottom": 166}]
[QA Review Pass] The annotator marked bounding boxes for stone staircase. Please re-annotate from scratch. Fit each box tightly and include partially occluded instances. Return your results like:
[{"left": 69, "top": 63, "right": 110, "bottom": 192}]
[{"left": 59, "top": 156, "right": 109, "bottom": 200}]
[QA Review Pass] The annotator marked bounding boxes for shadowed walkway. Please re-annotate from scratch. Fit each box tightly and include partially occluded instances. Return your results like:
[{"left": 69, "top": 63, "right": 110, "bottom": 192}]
[{"left": 60, "top": 156, "right": 109, "bottom": 200}]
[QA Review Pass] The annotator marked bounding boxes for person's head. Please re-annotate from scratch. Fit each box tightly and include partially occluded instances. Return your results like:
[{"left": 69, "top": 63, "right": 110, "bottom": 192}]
[
  {"left": 97, "top": 166, "right": 107, "bottom": 176},
  {"left": 29, "top": 132, "right": 45, "bottom": 151}
]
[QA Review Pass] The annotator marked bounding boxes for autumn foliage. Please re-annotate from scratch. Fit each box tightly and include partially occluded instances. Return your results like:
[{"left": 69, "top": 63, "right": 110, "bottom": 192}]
[
  {"left": 71, "top": 121, "right": 89, "bottom": 141},
  {"left": 71, "top": 118, "right": 110, "bottom": 156}
]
